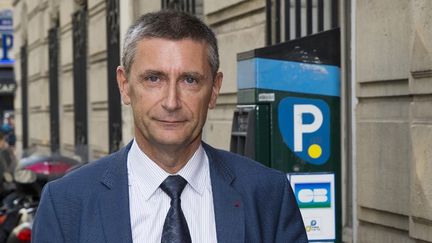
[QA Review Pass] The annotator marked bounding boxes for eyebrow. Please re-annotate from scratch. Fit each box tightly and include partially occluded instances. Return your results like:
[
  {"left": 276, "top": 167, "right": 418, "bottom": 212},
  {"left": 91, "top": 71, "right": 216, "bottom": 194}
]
[
  {"left": 180, "top": 72, "right": 206, "bottom": 80},
  {"left": 137, "top": 70, "right": 166, "bottom": 81},
  {"left": 137, "top": 70, "right": 207, "bottom": 81}
]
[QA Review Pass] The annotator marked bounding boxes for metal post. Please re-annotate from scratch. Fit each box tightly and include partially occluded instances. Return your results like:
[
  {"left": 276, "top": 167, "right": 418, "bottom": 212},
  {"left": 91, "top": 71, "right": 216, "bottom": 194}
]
[
  {"left": 72, "top": 7, "right": 89, "bottom": 162},
  {"left": 48, "top": 21, "right": 60, "bottom": 153},
  {"left": 20, "top": 45, "right": 29, "bottom": 150},
  {"left": 275, "top": 0, "right": 281, "bottom": 43},
  {"left": 306, "top": 0, "right": 312, "bottom": 35},
  {"left": 106, "top": 0, "right": 123, "bottom": 153},
  {"left": 331, "top": 0, "right": 339, "bottom": 28},
  {"left": 295, "top": 0, "right": 301, "bottom": 38},
  {"left": 266, "top": 0, "right": 272, "bottom": 45},
  {"left": 284, "top": 0, "right": 291, "bottom": 41},
  {"left": 318, "top": 0, "right": 324, "bottom": 31}
]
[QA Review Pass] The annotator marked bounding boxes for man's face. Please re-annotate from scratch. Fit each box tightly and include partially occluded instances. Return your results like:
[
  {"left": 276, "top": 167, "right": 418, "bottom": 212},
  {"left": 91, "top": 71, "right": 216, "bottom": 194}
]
[{"left": 117, "top": 38, "right": 222, "bottom": 150}]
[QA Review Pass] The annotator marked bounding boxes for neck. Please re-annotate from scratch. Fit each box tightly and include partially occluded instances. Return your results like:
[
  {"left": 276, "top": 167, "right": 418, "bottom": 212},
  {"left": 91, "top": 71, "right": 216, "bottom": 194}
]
[{"left": 135, "top": 138, "right": 201, "bottom": 174}]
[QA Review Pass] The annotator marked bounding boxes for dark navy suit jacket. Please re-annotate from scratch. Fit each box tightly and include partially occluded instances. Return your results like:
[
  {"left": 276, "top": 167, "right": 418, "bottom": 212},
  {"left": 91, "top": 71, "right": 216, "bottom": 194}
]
[{"left": 32, "top": 142, "right": 307, "bottom": 243}]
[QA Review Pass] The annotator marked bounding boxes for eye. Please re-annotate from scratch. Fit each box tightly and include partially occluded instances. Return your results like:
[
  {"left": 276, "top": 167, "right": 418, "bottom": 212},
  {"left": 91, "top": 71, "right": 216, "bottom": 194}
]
[
  {"left": 145, "top": 75, "right": 160, "bottom": 82},
  {"left": 184, "top": 76, "right": 197, "bottom": 84}
]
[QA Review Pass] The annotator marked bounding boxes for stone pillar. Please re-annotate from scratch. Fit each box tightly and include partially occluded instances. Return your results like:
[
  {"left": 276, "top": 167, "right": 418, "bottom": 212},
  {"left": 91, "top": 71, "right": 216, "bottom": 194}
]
[
  {"left": 356, "top": 0, "right": 432, "bottom": 242},
  {"left": 87, "top": 0, "right": 109, "bottom": 158},
  {"left": 12, "top": 0, "right": 26, "bottom": 156},
  {"left": 408, "top": 1, "right": 432, "bottom": 242},
  {"left": 355, "top": 0, "right": 414, "bottom": 242},
  {"left": 26, "top": 0, "right": 51, "bottom": 154},
  {"left": 59, "top": 0, "right": 78, "bottom": 156}
]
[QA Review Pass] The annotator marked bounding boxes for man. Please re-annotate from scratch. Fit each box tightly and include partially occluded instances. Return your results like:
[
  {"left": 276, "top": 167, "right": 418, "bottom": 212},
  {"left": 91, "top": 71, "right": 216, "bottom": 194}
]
[
  {"left": 1, "top": 114, "right": 15, "bottom": 148},
  {"left": 0, "top": 131, "right": 15, "bottom": 197},
  {"left": 32, "top": 10, "right": 307, "bottom": 243}
]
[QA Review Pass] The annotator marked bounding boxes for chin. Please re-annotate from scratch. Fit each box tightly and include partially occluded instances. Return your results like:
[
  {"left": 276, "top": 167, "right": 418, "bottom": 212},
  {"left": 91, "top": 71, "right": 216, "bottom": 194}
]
[
  {"left": 154, "top": 140, "right": 189, "bottom": 149},
  {"left": 154, "top": 134, "right": 200, "bottom": 148},
  {"left": 151, "top": 134, "right": 187, "bottom": 145}
]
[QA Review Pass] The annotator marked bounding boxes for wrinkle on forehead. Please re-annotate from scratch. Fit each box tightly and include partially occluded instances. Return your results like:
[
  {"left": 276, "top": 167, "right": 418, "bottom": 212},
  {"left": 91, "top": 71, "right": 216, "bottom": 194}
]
[{"left": 131, "top": 38, "right": 212, "bottom": 77}]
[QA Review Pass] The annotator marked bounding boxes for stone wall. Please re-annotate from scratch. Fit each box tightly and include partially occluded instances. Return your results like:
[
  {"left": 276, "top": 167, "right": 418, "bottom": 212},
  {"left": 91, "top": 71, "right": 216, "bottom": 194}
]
[
  {"left": 14, "top": 0, "right": 52, "bottom": 155},
  {"left": 14, "top": 0, "right": 112, "bottom": 160},
  {"left": 13, "top": 0, "right": 264, "bottom": 158},
  {"left": 408, "top": 1, "right": 432, "bottom": 241},
  {"left": 356, "top": 0, "right": 432, "bottom": 242}
]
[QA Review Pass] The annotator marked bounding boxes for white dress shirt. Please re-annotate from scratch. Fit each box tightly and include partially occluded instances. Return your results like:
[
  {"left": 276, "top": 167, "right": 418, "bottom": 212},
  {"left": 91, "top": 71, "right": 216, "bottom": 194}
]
[{"left": 127, "top": 140, "right": 218, "bottom": 243}]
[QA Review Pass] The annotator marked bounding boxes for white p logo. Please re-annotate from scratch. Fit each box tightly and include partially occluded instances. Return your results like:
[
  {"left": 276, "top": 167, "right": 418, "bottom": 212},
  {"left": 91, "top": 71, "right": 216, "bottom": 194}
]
[{"left": 293, "top": 104, "right": 323, "bottom": 152}]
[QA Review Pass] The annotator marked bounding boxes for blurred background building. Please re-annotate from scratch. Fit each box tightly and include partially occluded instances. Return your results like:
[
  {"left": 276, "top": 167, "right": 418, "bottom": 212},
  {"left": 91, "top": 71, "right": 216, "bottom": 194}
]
[
  {"left": 10, "top": 0, "right": 432, "bottom": 242},
  {"left": 0, "top": 0, "right": 14, "bottom": 130}
]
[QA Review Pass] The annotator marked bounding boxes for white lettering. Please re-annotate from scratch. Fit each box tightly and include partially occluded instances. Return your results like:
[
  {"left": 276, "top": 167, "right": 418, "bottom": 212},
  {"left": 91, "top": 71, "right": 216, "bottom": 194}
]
[
  {"left": 293, "top": 104, "right": 323, "bottom": 152},
  {"left": 298, "top": 189, "right": 313, "bottom": 203},
  {"left": 312, "top": 189, "right": 328, "bottom": 202},
  {"left": 298, "top": 188, "right": 328, "bottom": 203}
]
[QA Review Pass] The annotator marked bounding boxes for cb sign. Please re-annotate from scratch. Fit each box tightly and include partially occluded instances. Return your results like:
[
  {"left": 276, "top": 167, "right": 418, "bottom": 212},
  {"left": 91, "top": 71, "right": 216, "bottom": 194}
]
[
  {"left": 294, "top": 182, "right": 331, "bottom": 208},
  {"left": 278, "top": 97, "right": 330, "bottom": 165}
]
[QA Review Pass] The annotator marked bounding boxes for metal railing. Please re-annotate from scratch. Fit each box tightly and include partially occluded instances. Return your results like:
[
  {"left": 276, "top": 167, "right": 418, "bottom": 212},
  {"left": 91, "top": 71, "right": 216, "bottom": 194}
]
[
  {"left": 161, "top": 0, "right": 203, "bottom": 18},
  {"left": 161, "top": 0, "right": 196, "bottom": 15},
  {"left": 266, "top": 0, "right": 339, "bottom": 45}
]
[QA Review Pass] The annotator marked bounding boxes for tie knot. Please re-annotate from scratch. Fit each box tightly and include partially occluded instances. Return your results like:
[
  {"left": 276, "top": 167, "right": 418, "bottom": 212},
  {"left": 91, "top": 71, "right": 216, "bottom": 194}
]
[{"left": 160, "top": 175, "right": 188, "bottom": 200}]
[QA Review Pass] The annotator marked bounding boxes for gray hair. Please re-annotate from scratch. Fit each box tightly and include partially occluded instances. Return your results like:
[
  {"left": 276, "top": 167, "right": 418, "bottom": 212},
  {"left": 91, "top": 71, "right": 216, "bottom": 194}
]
[{"left": 122, "top": 10, "right": 219, "bottom": 78}]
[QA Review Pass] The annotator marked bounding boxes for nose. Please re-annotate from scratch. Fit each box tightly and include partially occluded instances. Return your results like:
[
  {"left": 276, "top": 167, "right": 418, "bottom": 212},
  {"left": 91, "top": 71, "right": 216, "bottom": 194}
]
[{"left": 161, "top": 80, "right": 181, "bottom": 112}]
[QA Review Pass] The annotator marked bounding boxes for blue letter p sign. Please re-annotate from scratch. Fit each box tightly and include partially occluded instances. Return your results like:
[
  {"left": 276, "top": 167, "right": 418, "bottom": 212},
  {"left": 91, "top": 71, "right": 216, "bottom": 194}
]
[{"left": 278, "top": 97, "right": 330, "bottom": 165}]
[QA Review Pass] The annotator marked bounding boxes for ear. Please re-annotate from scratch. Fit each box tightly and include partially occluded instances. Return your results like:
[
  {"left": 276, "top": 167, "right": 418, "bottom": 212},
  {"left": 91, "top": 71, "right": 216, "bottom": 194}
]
[
  {"left": 208, "top": 72, "right": 223, "bottom": 109},
  {"left": 116, "top": 66, "right": 131, "bottom": 105}
]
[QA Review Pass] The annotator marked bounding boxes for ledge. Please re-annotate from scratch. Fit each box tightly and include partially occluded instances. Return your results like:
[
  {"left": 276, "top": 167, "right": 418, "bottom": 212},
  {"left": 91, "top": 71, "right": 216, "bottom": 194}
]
[
  {"left": 61, "top": 63, "right": 74, "bottom": 73},
  {"left": 63, "top": 104, "right": 74, "bottom": 112},
  {"left": 89, "top": 51, "right": 107, "bottom": 64},
  {"left": 91, "top": 101, "right": 108, "bottom": 111},
  {"left": 409, "top": 216, "right": 432, "bottom": 242},
  {"left": 411, "top": 70, "right": 432, "bottom": 79},
  {"left": 28, "top": 73, "right": 49, "bottom": 83},
  {"left": 216, "top": 92, "right": 238, "bottom": 105},
  {"left": 357, "top": 78, "right": 410, "bottom": 98},
  {"left": 60, "top": 22, "right": 73, "bottom": 34},
  {"left": 88, "top": 0, "right": 106, "bottom": 18},
  {"left": 206, "top": 0, "right": 265, "bottom": 27},
  {"left": 358, "top": 206, "right": 409, "bottom": 231}
]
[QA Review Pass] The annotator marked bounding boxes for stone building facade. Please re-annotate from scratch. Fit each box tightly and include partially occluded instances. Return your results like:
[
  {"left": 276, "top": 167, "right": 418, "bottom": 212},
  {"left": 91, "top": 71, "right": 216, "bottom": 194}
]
[
  {"left": 12, "top": 0, "right": 261, "bottom": 159},
  {"left": 355, "top": 0, "right": 432, "bottom": 242},
  {"left": 11, "top": 0, "right": 432, "bottom": 242}
]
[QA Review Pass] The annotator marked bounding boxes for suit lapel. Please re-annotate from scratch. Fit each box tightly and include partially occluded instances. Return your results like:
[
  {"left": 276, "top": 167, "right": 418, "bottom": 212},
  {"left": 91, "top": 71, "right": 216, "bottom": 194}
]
[
  {"left": 95, "top": 142, "right": 245, "bottom": 243},
  {"left": 204, "top": 144, "right": 245, "bottom": 243},
  {"left": 98, "top": 143, "right": 133, "bottom": 243}
]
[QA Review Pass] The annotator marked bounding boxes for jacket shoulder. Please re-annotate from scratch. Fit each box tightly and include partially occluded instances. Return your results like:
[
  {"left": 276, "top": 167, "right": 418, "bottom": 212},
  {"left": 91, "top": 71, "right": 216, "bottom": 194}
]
[
  {"left": 46, "top": 145, "right": 128, "bottom": 197},
  {"left": 204, "top": 144, "right": 288, "bottom": 186}
]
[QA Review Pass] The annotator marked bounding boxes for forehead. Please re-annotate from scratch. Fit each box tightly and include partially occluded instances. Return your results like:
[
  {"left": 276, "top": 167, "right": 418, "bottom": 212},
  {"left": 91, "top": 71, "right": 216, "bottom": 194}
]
[
  {"left": 135, "top": 38, "right": 208, "bottom": 59},
  {"left": 131, "top": 38, "right": 210, "bottom": 73}
]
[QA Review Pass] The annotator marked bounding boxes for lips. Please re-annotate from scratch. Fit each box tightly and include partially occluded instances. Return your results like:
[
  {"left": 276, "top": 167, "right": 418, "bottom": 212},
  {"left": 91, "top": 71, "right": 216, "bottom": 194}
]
[
  {"left": 154, "top": 118, "right": 187, "bottom": 125},
  {"left": 155, "top": 118, "right": 185, "bottom": 122}
]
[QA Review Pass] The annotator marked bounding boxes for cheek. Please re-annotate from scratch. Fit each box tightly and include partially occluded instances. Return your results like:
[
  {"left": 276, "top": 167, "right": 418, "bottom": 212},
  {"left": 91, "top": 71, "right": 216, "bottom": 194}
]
[
  {"left": 189, "top": 97, "right": 211, "bottom": 119},
  {"left": 129, "top": 91, "right": 149, "bottom": 114}
]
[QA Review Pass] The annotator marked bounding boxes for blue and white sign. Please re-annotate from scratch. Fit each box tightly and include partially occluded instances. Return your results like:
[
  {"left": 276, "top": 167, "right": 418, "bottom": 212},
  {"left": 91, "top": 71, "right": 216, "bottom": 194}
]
[
  {"left": 295, "top": 182, "right": 331, "bottom": 208},
  {"left": 278, "top": 97, "right": 330, "bottom": 165},
  {"left": 237, "top": 58, "right": 340, "bottom": 97},
  {"left": 0, "top": 9, "right": 13, "bottom": 64},
  {"left": 288, "top": 173, "right": 336, "bottom": 242}
]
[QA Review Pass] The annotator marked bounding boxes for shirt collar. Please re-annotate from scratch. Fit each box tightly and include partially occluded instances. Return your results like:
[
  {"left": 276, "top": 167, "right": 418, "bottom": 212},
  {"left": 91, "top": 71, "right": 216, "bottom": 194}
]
[
  {"left": 127, "top": 139, "right": 208, "bottom": 201},
  {"left": 177, "top": 144, "right": 207, "bottom": 196}
]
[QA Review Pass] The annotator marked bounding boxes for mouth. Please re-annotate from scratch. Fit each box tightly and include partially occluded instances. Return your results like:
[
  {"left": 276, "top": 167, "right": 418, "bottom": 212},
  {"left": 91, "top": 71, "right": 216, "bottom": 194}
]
[{"left": 154, "top": 118, "right": 187, "bottom": 126}]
